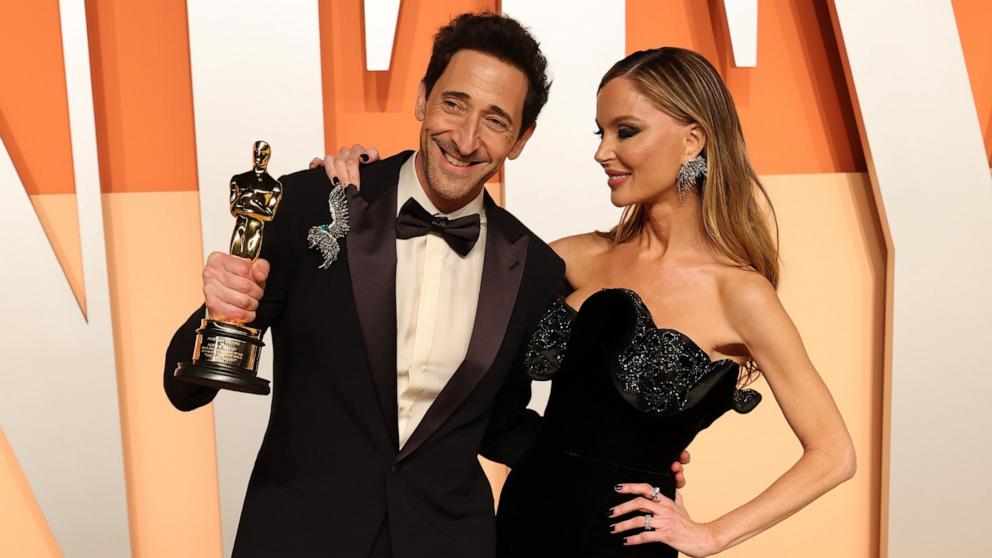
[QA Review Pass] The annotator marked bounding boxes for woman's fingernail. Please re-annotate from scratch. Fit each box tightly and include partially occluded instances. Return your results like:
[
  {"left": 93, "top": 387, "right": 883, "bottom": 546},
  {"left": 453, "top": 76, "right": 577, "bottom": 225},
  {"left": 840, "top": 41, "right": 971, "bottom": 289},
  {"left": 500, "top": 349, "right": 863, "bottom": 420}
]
[
  {"left": 606, "top": 507, "right": 614, "bottom": 517},
  {"left": 614, "top": 484, "right": 622, "bottom": 491},
  {"left": 609, "top": 524, "right": 615, "bottom": 533},
  {"left": 332, "top": 176, "right": 341, "bottom": 186},
  {"left": 360, "top": 153, "right": 369, "bottom": 162}
]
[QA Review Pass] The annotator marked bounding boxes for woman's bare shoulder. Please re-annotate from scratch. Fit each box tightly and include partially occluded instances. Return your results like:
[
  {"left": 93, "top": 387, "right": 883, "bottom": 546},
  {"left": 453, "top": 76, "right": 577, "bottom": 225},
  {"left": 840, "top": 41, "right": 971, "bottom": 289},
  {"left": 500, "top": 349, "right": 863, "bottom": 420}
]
[
  {"left": 550, "top": 232, "right": 613, "bottom": 265},
  {"left": 715, "top": 265, "right": 782, "bottom": 323},
  {"left": 551, "top": 233, "right": 614, "bottom": 290}
]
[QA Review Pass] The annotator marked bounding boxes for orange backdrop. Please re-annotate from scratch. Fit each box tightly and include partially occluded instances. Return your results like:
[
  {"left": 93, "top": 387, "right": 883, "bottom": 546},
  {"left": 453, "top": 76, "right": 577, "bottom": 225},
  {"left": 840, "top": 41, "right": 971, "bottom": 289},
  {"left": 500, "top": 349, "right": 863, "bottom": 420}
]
[{"left": 2, "top": 1, "right": 991, "bottom": 556}]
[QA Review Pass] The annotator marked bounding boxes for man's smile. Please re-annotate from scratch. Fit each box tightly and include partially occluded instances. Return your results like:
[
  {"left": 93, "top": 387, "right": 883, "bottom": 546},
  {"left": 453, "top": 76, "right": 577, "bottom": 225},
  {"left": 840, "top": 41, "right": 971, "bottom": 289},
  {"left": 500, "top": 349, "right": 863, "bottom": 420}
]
[{"left": 435, "top": 139, "right": 488, "bottom": 171}]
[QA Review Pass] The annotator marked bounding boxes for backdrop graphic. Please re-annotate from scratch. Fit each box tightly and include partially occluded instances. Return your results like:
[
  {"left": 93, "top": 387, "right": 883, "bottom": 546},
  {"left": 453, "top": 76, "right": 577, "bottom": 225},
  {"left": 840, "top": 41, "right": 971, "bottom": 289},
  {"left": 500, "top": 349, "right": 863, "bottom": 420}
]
[{"left": 1, "top": 1, "right": 990, "bottom": 557}]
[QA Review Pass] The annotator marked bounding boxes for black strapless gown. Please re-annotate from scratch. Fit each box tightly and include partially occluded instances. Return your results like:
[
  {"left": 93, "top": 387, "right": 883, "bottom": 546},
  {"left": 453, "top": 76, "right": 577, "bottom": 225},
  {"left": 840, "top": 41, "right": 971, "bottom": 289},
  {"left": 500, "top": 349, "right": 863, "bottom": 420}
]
[{"left": 496, "top": 289, "right": 761, "bottom": 557}]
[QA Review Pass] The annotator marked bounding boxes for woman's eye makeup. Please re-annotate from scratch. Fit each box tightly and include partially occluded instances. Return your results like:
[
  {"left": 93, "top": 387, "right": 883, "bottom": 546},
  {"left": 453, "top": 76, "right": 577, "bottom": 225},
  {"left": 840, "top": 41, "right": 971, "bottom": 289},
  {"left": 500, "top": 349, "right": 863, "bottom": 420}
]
[
  {"left": 618, "top": 126, "right": 640, "bottom": 139},
  {"left": 593, "top": 126, "right": 640, "bottom": 139}
]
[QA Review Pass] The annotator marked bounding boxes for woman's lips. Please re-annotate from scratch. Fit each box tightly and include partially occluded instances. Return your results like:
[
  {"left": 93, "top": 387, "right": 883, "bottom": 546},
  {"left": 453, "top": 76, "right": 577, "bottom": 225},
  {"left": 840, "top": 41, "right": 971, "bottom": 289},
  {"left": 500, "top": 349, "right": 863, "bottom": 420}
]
[{"left": 607, "top": 173, "right": 630, "bottom": 188}]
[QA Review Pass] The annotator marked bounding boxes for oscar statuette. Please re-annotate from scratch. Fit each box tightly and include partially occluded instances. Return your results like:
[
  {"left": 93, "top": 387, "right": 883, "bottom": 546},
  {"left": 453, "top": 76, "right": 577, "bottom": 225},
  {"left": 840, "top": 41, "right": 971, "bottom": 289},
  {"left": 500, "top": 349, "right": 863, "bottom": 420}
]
[{"left": 174, "top": 140, "right": 282, "bottom": 395}]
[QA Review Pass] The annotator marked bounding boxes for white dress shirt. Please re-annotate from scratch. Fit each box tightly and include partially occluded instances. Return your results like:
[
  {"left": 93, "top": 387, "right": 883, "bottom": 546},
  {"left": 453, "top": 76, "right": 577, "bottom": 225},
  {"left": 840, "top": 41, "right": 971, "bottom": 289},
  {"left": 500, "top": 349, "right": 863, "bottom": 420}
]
[{"left": 395, "top": 153, "right": 487, "bottom": 448}]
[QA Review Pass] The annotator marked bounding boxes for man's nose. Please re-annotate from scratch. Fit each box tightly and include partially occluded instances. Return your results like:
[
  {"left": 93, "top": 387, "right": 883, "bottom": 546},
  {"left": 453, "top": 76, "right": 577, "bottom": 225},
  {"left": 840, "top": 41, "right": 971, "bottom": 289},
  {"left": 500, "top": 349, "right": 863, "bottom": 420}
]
[{"left": 452, "top": 117, "right": 481, "bottom": 156}]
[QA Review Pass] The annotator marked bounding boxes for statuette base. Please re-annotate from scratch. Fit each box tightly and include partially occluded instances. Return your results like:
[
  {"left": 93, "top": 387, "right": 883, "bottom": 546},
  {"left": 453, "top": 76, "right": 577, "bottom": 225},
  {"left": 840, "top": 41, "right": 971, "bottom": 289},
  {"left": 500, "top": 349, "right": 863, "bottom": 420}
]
[{"left": 174, "top": 319, "right": 270, "bottom": 395}]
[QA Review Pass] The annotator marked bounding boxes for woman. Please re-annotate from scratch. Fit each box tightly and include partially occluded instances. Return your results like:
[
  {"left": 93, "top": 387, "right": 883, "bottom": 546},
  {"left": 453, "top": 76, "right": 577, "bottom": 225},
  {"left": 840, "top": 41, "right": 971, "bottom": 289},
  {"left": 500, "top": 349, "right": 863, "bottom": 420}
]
[{"left": 317, "top": 47, "right": 855, "bottom": 557}]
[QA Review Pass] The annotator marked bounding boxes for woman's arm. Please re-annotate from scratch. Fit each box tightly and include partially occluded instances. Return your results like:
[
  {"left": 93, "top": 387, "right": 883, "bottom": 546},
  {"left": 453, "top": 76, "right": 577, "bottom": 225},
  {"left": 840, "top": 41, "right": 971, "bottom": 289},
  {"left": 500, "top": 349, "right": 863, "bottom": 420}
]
[
  {"left": 612, "top": 272, "right": 855, "bottom": 556},
  {"left": 706, "top": 274, "right": 855, "bottom": 550}
]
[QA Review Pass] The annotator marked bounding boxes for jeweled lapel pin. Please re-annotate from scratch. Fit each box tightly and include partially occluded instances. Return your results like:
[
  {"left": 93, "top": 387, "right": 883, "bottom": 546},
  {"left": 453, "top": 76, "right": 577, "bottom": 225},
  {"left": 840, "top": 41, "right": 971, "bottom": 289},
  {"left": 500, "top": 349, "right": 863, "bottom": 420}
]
[{"left": 307, "top": 184, "right": 350, "bottom": 269}]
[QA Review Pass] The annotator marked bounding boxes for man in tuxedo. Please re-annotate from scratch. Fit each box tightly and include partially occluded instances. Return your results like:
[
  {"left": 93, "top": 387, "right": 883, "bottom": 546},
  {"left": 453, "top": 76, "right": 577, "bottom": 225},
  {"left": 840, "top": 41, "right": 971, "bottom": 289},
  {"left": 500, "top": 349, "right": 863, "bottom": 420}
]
[{"left": 165, "top": 13, "right": 559, "bottom": 558}]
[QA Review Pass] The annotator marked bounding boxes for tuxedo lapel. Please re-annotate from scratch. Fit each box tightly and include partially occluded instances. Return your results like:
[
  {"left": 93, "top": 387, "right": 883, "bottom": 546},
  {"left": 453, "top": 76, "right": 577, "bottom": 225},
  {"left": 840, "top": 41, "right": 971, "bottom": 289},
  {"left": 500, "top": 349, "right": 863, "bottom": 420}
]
[
  {"left": 347, "top": 151, "right": 412, "bottom": 450},
  {"left": 397, "top": 197, "right": 529, "bottom": 462}
]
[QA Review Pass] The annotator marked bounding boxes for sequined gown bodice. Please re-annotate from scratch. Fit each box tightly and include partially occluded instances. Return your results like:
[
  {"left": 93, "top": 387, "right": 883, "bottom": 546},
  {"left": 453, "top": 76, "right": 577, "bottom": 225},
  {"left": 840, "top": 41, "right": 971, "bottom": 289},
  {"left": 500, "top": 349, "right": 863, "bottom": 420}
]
[{"left": 495, "top": 289, "right": 759, "bottom": 558}]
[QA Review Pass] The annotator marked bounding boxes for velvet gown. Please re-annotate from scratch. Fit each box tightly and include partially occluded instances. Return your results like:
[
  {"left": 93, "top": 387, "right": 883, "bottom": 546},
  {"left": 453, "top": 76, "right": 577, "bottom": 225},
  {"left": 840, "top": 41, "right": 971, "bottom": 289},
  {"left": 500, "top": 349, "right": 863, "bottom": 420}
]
[{"left": 495, "top": 288, "right": 760, "bottom": 557}]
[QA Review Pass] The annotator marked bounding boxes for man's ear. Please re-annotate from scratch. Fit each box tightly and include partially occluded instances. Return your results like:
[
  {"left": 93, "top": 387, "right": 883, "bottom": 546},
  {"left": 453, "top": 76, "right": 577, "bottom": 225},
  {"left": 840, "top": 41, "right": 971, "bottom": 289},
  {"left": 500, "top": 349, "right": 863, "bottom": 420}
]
[
  {"left": 685, "top": 123, "right": 706, "bottom": 159},
  {"left": 508, "top": 122, "right": 537, "bottom": 160},
  {"left": 415, "top": 81, "right": 427, "bottom": 122}
]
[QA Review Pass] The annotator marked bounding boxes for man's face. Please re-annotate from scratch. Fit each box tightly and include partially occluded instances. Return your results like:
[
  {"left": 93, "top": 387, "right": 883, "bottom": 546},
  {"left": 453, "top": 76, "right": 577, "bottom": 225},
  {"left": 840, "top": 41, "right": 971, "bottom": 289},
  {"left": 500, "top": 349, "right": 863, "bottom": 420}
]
[{"left": 415, "top": 49, "right": 535, "bottom": 210}]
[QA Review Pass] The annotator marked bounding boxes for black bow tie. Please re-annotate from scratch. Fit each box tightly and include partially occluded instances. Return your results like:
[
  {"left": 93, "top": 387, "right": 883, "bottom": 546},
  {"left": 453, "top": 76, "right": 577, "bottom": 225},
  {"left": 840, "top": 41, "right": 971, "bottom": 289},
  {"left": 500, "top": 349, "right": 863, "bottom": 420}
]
[{"left": 395, "top": 198, "right": 481, "bottom": 257}]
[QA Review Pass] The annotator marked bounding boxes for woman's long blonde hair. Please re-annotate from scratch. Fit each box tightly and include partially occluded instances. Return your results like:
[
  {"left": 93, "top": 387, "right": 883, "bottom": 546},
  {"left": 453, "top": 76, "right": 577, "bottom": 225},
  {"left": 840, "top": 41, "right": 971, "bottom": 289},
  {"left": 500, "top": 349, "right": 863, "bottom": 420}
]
[{"left": 599, "top": 47, "right": 780, "bottom": 289}]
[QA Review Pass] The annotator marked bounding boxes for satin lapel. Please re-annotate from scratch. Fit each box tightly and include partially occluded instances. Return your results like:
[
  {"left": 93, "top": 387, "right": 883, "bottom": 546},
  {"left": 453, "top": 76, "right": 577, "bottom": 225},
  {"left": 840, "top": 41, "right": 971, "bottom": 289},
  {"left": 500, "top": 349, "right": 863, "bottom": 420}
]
[
  {"left": 346, "top": 184, "right": 399, "bottom": 449},
  {"left": 396, "top": 203, "right": 529, "bottom": 462}
]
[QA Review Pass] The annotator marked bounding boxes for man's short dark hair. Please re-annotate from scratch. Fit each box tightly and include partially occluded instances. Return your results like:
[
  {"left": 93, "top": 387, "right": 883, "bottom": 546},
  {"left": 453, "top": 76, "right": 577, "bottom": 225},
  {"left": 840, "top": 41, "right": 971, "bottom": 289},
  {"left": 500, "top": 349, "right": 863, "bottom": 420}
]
[{"left": 423, "top": 12, "right": 551, "bottom": 135}]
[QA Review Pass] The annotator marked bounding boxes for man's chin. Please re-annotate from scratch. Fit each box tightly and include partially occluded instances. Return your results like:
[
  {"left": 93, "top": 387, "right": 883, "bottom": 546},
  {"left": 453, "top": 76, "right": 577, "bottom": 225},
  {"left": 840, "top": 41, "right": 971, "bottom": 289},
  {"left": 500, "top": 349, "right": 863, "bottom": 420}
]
[
  {"left": 432, "top": 182, "right": 481, "bottom": 202},
  {"left": 427, "top": 165, "right": 486, "bottom": 198}
]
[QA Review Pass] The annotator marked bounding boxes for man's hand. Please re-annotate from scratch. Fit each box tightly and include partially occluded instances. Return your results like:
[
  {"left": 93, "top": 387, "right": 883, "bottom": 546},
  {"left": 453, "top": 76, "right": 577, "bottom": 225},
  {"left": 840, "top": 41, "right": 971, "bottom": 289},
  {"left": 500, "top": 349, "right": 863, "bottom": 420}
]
[
  {"left": 202, "top": 251, "right": 269, "bottom": 323},
  {"left": 309, "top": 143, "right": 381, "bottom": 189},
  {"left": 673, "top": 450, "right": 690, "bottom": 489}
]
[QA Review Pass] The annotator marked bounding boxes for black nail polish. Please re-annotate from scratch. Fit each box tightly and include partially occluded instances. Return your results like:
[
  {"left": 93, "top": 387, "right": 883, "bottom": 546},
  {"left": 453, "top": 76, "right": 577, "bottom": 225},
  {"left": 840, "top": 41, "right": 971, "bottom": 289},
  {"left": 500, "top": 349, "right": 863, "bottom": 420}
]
[
  {"left": 614, "top": 484, "right": 622, "bottom": 491},
  {"left": 332, "top": 176, "right": 341, "bottom": 186},
  {"left": 347, "top": 183, "right": 356, "bottom": 190},
  {"left": 360, "top": 153, "right": 369, "bottom": 162},
  {"left": 606, "top": 507, "right": 614, "bottom": 517},
  {"left": 623, "top": 537, "right": 629, "bottom": 545},
  {"left": 609, "top": 524, "right": 616, "bottom": 533}
]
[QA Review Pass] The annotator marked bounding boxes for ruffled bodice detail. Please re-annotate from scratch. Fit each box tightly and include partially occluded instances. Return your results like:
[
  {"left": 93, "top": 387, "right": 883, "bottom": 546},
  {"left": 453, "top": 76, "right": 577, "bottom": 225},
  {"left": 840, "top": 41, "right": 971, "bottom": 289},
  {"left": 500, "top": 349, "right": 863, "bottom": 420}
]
[
  {"left": 524, "top": 288, "right": 760, "bottom": 417},
  {"left": 523, "top": 296, "right": 575, "bottom": 380}
]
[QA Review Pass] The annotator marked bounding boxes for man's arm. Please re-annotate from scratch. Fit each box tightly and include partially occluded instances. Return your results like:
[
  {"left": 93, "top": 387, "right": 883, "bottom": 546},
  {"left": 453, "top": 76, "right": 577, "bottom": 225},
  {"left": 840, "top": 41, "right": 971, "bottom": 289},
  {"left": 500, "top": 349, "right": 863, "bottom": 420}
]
[
  {"left": 163, "top": 304, "right": 220, "bottom": 411},
  {"left": 163, "top": 170, "right": 305, "bottom": 412},
  {"left": 478, "top": 343, "right": 544, "bottom": 467},
  {"left": 162, "top": 255, "right": 278, "bottom": 412},
  {"left": 478, "top": 264, "right": 566, "bottom": 466}
]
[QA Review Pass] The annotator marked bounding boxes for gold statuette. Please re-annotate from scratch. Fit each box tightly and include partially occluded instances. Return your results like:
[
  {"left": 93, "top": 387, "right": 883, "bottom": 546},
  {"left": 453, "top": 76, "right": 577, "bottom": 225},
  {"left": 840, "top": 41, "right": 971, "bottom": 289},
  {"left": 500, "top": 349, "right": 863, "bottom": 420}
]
[
  {"left": 230, "top": 141, "right": 281, "bottom": 260},
  {"left": 174, "top": 141, "right": 283, "bottom": 395}
]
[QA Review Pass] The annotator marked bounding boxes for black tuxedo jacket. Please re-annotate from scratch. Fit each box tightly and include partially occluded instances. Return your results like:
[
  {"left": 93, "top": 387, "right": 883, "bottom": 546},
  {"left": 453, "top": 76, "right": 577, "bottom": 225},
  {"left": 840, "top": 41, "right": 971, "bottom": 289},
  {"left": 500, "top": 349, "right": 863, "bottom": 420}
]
[{"left": 164, "top": 151, "right": 564, "bottom": 557}]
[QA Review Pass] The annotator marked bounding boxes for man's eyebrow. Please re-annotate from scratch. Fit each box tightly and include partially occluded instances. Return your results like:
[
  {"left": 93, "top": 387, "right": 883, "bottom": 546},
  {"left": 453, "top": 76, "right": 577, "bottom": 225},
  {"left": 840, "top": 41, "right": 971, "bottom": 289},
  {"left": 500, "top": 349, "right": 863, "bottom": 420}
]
[
  {"left": 440, "top": 90, "right": 515, "bottom": 127},
  {"left": 488, "top": 105, "right": 514, "bottom": 126},
  {"left": 441, "top": 90, "right": 471, "bottom": 102}
]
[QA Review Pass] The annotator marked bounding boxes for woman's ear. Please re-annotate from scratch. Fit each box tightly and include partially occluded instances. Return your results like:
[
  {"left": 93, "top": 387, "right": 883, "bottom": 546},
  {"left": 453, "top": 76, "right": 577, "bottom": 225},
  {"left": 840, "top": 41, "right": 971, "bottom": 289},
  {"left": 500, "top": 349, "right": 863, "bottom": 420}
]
[{"left": 685, "top": 123, "right": 706, "bottom": 159}]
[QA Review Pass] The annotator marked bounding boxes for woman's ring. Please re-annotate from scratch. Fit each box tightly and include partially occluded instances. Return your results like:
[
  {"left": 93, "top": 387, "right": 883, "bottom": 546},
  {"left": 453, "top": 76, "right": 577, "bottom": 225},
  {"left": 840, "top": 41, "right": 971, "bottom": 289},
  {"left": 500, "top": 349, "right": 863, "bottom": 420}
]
[
  {"left": 644, "top": 514, "right": 654, "bottom": 530},
  {"left": 649, "top": 486, "right": 661, "bottom": 502}
]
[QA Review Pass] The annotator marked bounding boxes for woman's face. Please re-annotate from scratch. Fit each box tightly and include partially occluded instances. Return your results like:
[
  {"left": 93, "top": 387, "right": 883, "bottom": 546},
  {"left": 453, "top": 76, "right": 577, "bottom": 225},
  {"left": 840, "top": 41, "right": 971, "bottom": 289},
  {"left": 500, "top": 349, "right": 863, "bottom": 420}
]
[{"left": 594, "top": 77, "right": 700, "bottom": 207}]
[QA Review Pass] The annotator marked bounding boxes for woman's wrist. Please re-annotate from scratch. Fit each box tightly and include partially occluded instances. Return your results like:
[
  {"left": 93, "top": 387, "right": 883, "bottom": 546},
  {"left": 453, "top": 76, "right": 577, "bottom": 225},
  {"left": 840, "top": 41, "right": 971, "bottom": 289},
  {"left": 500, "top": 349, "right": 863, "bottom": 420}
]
[{"left": 701, "top": 519, "right": 730, "bottom": 555}]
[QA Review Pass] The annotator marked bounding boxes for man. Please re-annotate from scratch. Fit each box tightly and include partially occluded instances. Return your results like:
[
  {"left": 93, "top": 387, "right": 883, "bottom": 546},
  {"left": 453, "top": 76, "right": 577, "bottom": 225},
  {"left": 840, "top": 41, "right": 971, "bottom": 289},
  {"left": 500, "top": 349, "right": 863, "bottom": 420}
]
[
  {"left": 166, "top": 13, "right": 558, "bottom": 557},
  {"left": 165, "top": 12, "right": 686, "bottom": 557}
]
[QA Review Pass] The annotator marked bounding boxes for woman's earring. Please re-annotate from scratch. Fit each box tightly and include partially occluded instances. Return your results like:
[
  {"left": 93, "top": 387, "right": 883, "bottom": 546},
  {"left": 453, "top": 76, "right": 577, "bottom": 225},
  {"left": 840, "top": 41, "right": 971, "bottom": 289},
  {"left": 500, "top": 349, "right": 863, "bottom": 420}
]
[{"left": 676, "top": 155, "right": 707, "bottom": 200}]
